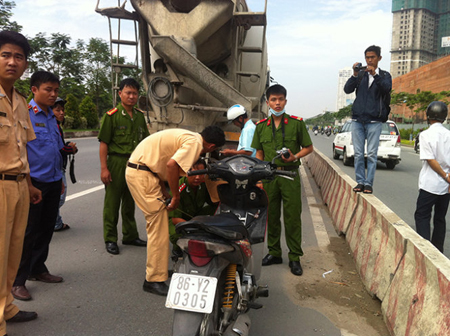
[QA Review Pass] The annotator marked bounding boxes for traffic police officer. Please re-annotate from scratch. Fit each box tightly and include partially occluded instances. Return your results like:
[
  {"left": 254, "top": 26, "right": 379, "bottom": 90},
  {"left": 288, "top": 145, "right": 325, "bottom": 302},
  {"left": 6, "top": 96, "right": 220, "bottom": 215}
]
[
  {"left": 98, "top": 78, "right": 150, "bottom": 255},
  {"left": 251, "top": 84, "right": 313, "bottom": 276},
  {"left": 169, "top": 159, "right": 217, "bottom": 256},
  {"left": 0, "top": 31, "right": 40, "bottom": 333}
]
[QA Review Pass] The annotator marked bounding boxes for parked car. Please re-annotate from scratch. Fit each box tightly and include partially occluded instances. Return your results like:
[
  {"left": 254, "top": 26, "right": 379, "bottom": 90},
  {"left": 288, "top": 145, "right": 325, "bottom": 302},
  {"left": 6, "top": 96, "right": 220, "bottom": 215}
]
[{"left": 332, "top": 120, "right": 401, "bottom": 169}]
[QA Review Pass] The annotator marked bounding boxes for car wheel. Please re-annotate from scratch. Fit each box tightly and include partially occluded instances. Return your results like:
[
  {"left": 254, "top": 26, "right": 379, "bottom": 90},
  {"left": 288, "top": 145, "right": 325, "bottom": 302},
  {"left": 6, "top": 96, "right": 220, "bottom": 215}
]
[
  {"left": 386, "top": 161, "right": 396, "bottom": 170},
  {"left": 333, "top": 146, "right": 340, "bottom": 160},
  {"left": 343, "top": 149, "right": 353, "bottom": 166}
]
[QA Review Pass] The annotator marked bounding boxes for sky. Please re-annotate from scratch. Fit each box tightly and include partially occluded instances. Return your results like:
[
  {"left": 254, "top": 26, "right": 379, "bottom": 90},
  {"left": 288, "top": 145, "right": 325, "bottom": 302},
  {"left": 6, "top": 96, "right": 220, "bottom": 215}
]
[{"left": 11, "top": 0, "right": 393, "bottom": 119}]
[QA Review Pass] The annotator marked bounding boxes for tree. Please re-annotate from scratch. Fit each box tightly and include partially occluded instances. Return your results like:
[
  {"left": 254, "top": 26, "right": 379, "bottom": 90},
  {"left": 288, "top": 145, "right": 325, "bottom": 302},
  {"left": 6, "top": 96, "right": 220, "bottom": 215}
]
[
  {"left": 84, "top": 38, "right": 111, "bottom": 117},
  {"left": 0, "top": 1, "right": 22, "bottom": 32},
  {"left": 64, "top": 94, "right": 81, "bottom": 129},
  {"left": 79, "top": 96, "right": 98, "bottom": 129},
  {"left": 28, "top": 33, "right": 84, "bottom": 80},
  {"left": 335, "top": 104, "right": 352, "bottom": 121}
]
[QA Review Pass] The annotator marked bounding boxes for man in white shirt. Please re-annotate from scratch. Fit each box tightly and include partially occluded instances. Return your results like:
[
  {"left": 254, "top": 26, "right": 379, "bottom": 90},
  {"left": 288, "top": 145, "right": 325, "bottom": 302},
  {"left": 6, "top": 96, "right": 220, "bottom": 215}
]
[
  {"left": 414, "top": 101, "right": 450, "bottom": 253},
  {"left": 221, "top": 104, "right": 256, "bottom": 157}
]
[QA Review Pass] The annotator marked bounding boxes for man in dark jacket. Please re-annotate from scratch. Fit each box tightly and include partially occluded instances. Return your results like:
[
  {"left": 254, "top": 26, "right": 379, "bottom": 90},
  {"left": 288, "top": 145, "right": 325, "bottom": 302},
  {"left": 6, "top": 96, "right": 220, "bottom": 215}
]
[{"left": 344, "top": 45, "right": 392, "bottom": 194}]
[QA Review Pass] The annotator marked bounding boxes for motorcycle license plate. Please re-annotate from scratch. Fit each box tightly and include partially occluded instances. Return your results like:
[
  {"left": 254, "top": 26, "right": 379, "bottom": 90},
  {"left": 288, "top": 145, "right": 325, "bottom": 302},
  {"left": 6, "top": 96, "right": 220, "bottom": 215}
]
[{"left": 165, "top": 273, "right": 218, "bottom": 314}]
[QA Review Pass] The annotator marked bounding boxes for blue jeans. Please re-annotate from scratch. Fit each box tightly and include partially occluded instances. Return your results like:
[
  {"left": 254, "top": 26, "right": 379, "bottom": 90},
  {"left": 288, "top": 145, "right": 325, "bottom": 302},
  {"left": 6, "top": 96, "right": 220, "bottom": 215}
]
[
  {"left": 54, "top": 172, "right": 67, "bottom": 230},
  {"left": 351, "top": 121, "right": 382, "bottom": 187}
]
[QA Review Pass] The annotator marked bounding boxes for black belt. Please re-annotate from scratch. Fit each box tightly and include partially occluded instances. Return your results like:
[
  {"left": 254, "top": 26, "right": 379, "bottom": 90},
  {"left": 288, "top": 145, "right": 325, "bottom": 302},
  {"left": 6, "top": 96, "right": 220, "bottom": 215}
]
[
  {"left": 127, "top": 162, "right": 156, "bottom": 175},
  {"left": 1, "top": 173, "right": 26, "bottom": 182},
  {"left": 276, "top": 166, "right": 299, "bottom": 171}
]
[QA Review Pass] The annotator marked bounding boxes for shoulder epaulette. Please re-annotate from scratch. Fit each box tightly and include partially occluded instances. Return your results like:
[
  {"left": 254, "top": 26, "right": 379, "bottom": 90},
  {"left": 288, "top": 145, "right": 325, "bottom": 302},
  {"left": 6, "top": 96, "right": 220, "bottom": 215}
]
[
  {"left": 179, "top": 183, "right": 187, "bottom": 193},
  {"left": 29, "top": 104, "right": 39, "bottom": 114},
  {"left": 135, "top": 107, "right": 145, "bottom": 114},
  {"left": 106, "top": 107, "right": 118, "bottom": 116},
  {"left": 256, "top": 118, "right": 268, "bottom": 125},
  {"left": 289, "top": 115, "right": 303, "bottom": 121}
]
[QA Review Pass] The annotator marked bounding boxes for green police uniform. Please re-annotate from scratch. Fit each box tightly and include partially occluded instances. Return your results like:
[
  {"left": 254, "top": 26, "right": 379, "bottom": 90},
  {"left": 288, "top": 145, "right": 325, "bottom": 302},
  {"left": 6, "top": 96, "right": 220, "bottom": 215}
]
[
  {"left": 98, "top": 103, "right": 150, "bottom": 243},
  {"left": 251, "top": 113, "right": 312, "bottom": 262},
  {"left": 169, "top": 176, "right": 216, "bottom": 247}
]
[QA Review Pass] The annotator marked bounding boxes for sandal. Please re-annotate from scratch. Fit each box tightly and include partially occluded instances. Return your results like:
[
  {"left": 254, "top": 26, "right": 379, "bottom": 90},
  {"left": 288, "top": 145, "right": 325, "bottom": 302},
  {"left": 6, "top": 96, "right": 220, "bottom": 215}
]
[
  {"left": 363, "top": 185, "right": 373, "bottom": 194},
  {"left": 353, "top": 184, "right": 364, "bottom": 193},
  {"left": 54, "top": 223, "right": 70, "bottom": 232}
]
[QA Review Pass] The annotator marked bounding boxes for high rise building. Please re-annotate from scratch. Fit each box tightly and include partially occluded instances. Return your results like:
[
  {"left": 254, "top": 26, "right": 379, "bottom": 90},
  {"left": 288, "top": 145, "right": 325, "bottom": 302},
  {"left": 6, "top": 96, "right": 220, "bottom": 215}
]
[
  {"left": 336, "top": 68, "right": 355, "bottom": 111},
  {"left": 391, "top": 0, "right": 450, "bottom": 78}
]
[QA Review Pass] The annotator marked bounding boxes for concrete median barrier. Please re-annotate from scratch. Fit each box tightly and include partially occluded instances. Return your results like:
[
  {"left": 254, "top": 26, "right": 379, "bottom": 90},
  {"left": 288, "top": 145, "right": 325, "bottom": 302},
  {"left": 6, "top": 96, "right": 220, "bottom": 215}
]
[
  {"left": 303, "top": 149, "right": 450, "bottom": 336},
  {"left": 303, "top": 150, "right": 357, "bottom": 234}
]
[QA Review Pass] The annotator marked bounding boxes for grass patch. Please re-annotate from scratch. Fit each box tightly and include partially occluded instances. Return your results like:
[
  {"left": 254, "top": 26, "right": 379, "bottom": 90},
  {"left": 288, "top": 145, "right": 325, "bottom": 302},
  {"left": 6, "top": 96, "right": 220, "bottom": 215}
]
[{"left": 400, "top": 139, "right": 414, "bottom": 146}]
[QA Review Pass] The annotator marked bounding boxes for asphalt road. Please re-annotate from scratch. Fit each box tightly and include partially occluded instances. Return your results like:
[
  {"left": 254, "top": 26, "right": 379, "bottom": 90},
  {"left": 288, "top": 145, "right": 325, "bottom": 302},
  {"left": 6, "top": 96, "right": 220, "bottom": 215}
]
[
  {"left": 309, "top": 130, "right": 450, "bottom": 258},
  {"left": 7, "top": 137, "right": 370, "bottom": 336}
]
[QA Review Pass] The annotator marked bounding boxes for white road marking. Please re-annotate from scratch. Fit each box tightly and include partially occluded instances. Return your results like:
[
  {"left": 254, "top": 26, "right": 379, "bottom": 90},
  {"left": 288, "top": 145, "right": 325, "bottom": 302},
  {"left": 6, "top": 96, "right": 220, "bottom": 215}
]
[
  {"left": 300, "top": 163, "right": 330, "bottom": 249},
  {"left": 66, "top": 185, "right": 104, "bottom": 201}
]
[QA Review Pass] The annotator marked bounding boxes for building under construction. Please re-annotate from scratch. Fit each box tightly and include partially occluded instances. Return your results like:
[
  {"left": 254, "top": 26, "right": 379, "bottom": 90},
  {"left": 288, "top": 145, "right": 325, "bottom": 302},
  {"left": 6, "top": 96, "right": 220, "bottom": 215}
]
[{"left": 391, "top": 0, "right": 450, "bottom": 78}]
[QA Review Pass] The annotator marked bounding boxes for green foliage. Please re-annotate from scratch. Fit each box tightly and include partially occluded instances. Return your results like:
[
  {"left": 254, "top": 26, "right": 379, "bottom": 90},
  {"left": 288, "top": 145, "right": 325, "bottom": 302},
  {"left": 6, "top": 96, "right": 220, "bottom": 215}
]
[
  {"left": 15, "top": 78, "right": 30, "bottom": 97},
  {"left": 306, "top": 104, "right": 352, "bottom": 126},
  {"left": 85, "top": 38, "right": 112, "bottom": 116},
  {"left": 0, "top": 1, "right": 21, "bottom": 32},
  {"left": 399, "top": 127, "right": 427, "bottom": 140},
  {"left": 64, "top": 94, "right": 81, "bottom": 129},
  {"left": 393, "top": 89, "right": 450, "bottom": 123},
  {"left": 79, "top": 96, "right": 99, "bottom": 128}
]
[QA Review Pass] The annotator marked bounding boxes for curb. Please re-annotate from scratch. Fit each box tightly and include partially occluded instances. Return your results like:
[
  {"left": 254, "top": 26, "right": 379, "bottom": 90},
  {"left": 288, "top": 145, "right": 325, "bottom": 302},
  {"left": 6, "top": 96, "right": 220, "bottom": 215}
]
[
  {"left": 64, "top": 130, "right": 99, "bottom": 138},
  {"left": 303, "top": 149, "right": 450, "bottom": 336}
]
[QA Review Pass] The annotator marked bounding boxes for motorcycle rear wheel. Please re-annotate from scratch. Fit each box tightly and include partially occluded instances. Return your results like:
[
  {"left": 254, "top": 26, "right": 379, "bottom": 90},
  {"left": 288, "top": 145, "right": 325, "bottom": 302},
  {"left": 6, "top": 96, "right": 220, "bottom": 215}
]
[{"left": 172, "top": 273, "right": 225, "bottom": 336}]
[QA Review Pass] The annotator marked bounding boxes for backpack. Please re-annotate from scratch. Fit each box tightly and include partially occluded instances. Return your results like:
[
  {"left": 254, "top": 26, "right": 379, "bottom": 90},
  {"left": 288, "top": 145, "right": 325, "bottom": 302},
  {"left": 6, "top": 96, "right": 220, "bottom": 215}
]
[{"left": 356, "top": 69, "right": 391, "bottom": 122}]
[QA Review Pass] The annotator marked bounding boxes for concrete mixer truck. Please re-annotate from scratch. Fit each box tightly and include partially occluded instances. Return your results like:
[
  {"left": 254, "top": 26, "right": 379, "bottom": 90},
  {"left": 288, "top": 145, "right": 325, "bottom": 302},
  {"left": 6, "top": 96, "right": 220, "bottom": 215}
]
[{"left": 95, "top": 0, "right": 269, "bottom": 136}]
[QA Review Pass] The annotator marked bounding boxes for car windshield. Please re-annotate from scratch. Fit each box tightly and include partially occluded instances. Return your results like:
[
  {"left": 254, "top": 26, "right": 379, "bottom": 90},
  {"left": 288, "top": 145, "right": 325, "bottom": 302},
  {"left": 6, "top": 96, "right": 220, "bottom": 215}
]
[{"left": 381, "top": 122, "right": 399, "bottom": 135}]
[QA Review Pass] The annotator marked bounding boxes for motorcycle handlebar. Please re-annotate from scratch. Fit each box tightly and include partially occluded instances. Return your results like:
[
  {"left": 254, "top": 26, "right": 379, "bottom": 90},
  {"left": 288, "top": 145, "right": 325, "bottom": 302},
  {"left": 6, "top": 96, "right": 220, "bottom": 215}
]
[
  {"left": 187, "top": 169, "right": 208, "bottom": 176},
  {"left": 274, "top": 170, "right": 297, "bottom": 178}
]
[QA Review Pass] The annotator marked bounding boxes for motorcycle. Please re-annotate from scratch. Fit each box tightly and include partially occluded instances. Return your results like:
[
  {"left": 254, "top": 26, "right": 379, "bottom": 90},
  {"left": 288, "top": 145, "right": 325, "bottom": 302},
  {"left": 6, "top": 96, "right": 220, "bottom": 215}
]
[
  {"left": 325, "top": 128, "right": 332, "bottom": 137},
  {"left": 166, "top": 152, "right": 295, "bottom": 336},
  {"left": 414, "top": 134, "right": 420, "bottom": 153},
  {"left": 314, "top": 129, "right": 318, "bottom": 136}
]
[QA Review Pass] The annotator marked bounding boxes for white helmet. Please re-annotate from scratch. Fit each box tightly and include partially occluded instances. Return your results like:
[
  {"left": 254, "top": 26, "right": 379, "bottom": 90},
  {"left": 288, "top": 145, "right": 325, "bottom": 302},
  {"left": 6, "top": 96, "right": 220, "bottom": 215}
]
[{"left": 227, "top": 104, "right": 247, "bottom": 122}]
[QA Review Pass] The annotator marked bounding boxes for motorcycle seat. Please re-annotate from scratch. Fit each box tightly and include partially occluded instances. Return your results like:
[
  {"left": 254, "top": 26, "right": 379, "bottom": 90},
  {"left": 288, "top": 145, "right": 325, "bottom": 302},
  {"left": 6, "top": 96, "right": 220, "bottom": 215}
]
[{"left": 176, "top": 213, "right": 249, "bottom": 240}]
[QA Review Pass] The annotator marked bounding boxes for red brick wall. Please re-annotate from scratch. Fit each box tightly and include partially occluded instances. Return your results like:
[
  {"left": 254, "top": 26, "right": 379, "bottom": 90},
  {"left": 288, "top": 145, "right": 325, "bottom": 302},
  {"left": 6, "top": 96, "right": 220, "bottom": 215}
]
[{"left": 392, "top": 55, "right": 450, "bottom": 122}]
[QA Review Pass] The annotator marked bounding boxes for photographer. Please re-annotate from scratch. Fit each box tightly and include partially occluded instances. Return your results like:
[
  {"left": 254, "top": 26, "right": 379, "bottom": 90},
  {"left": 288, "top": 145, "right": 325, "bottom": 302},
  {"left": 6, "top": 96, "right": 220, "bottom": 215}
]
[{"left": 344, "top": 45, "right": 392, "bottom": 194}]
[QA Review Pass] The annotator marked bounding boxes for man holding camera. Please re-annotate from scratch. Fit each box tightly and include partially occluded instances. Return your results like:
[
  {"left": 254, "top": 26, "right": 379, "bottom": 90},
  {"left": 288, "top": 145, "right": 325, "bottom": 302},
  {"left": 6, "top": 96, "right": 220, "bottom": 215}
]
[
  {"left": 344, "top": 45, "right": 392, "bottom": 194},
  {"left": 251, "top": 84, "right": 313, "bottom": 276}
]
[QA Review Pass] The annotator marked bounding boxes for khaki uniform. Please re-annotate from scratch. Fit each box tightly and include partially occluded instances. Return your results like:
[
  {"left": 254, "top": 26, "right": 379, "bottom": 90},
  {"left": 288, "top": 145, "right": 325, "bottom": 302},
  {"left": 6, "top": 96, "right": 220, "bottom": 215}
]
[
  {"left": 251, "top": 114, "right": 312, "bottom": 262},
  {"left": 0, "top": 86, "right": 35, "bottom": 335},
  {"left": 98, "top": 103, "right": 149, "bottom": 243},
  {"left": 126, "top": 129, "right": 202, "bottom": 282}
]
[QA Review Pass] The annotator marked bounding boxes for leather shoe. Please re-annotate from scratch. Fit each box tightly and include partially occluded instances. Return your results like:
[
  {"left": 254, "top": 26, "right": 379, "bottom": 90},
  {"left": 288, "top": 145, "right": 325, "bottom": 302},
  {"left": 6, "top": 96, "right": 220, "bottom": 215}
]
[
  {"left": 6, "top": 310, "right": 37, "bottom": 323},
  {"left": 29, "top": 272, "right": 63, "bottom": 283},
  {"left": 262, "top": 254, "right": 283, "bottom": 266},
  {"left": 143, "top": 280, "right": 169, "bottom": 296},
  {"left": 106, "top": 242, "right": 119, "bottom": 255},
  {"left": 122, "top": 238, "right": 147, "bottom": 247},
  {"left": 11, "top": 286, "right": 32, "bottom": 301},
  {"left": 289, "top": 260, "right": 303, "bottom": 276}
]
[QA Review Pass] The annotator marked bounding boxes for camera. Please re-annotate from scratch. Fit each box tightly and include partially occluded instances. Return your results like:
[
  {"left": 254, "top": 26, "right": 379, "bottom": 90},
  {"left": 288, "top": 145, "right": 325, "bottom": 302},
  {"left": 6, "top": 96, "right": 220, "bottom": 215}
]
[
  {"left": 354, "top": 63, "right": 367, "bottom": 72},
  {"left": 276, "top": 147, "right": 290, "bottom": 159}
]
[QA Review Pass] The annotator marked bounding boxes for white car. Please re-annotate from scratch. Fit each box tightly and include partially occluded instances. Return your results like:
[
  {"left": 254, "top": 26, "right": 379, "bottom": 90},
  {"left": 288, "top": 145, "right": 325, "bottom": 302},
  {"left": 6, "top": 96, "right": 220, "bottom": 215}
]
[{"left": 332, "top": 120, "right": 402, "bottom": 169}]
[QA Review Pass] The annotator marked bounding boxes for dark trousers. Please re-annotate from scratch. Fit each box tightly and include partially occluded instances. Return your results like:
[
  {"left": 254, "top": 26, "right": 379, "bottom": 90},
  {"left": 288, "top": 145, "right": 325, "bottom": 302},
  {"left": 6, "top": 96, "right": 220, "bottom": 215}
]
[
  {"left": 14, "top": 179, "right": 62, "bottom": 286},
  {"left": 414, "top": 189, "right": 450, "bottom": 253}
]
